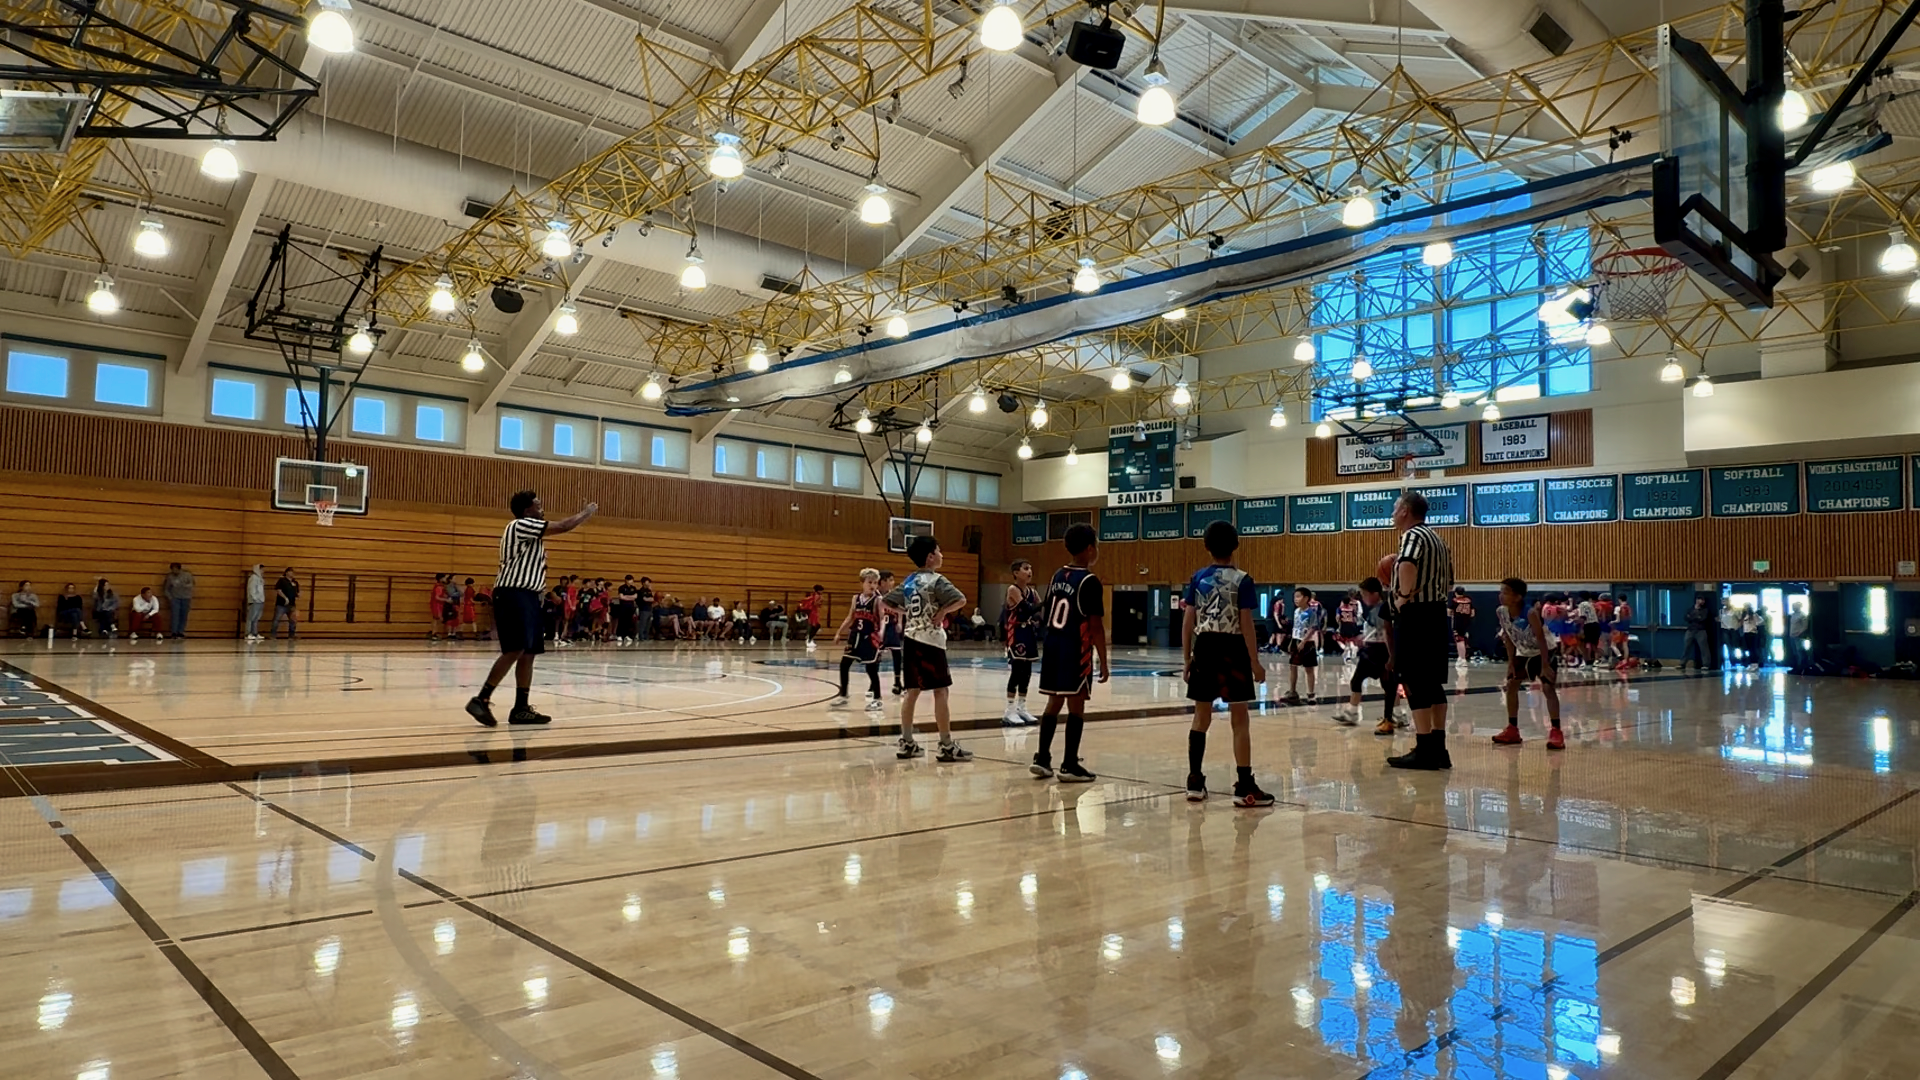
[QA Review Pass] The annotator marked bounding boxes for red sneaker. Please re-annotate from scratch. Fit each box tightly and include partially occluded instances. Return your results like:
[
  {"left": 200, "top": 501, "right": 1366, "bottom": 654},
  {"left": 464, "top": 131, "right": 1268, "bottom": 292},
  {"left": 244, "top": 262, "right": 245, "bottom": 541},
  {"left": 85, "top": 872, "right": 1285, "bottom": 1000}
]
[
  {"left": 1546, "top": 728, "right": 1566, "bottom": 751},
  {"left": 1491, "top": 725, "right": 1523, "bottom": 746}
]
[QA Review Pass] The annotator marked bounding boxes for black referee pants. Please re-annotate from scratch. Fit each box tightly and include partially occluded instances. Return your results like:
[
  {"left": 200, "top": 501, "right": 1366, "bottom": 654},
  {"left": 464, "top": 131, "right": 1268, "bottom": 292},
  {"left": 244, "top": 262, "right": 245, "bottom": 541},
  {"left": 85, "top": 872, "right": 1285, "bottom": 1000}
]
[{"left": 1393, "top": 602, "right": 1451, "bottom": 711}]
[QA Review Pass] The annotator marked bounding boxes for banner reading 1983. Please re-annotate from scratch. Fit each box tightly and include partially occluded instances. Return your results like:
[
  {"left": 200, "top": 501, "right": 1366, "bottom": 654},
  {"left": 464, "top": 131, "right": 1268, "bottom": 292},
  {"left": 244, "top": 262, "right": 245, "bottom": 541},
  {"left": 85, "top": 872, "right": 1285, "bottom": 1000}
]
[{"left": 1710, "top": 463, "right": 1801, "bottom": 517}]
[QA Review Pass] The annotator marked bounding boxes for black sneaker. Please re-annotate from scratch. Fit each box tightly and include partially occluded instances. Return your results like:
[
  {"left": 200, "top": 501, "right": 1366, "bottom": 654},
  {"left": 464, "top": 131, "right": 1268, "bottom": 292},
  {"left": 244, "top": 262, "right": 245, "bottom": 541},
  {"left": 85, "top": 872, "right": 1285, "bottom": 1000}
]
[
  {"left": 1387, "top": 735, "right": 1446, "bottom": 770},
  {"left": 1057, "top": 760, "right": 1096, "bottom": 784},
  {"left": 1282, "top": 690, "right": 1302, "bottom": 705},
  {"left": 465, "top": 696, "right": 497, "bottom": 727},
  {"left": 935, "top": 741, "right": 974, "bottom": 763},
  {"left": 1029, "top": 756, "right": 1054, "bottom": 779},
  {"left": 507, "top": 705, "right": 552, "bottom": 725},
  {"left": 896, "top": 738, "right": 923, "bottom": 760},
  {"left": 1185, "top": 773, "right": 1208, "bottom": 802},
  {"left": 1231, "top": 781, "right": 1275, "bottom": 807}
]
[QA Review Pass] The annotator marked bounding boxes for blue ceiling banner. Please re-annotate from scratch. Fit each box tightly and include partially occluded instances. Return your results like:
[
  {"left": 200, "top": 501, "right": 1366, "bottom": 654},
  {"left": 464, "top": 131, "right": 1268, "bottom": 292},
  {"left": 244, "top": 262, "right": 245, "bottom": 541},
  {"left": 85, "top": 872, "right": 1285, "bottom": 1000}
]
[
  {"left": 1621, "top": 469, "right": 1704, "bottom": 520},
  {"left": 1345, "top": 487, "right": 1401, "bottom": 530},
  {"left": 1235, "top": 498, "right": 1285, "bottom": 536},
  {"left": 1805, "top": 456, "right": 1903, "bottom": 513},
  {"left": 1409, "top": 483, "right": 1466, "bottom": 526},
  {"left": 1472, "top": 480, "right": 1541, "bottom": 527},
  {"left": 1287, "top": 493, "right": 1342, "bottom": 533},
  {"left": 1710, "top": 463, "right": 1801, "bottom": 517},
  {"left": 1013, "top": 513, "right": 1047, "bottom": 545},
  {"left": 1099, "top": 506, "right": 1140, "bottom": 542},
  {"left": 1185, "top": 501, "right": 1235, "bottom": 538},
  {"left": 1142, "top": 504, "right": 1185, "bottom": 540},
  {"left": 1543, "top": 475, "right": 1619, "bottom": 523}
]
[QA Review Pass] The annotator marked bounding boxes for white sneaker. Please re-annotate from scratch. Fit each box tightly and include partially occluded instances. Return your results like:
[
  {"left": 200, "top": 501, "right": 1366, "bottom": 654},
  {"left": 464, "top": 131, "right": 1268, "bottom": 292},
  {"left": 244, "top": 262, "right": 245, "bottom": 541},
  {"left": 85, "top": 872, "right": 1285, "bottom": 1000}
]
[
  {"left": 1331, "top": 707, "right": 1357, "bottom": 727},
  {"left": 1014, "top": 699, "right": 1038, "bottom": 725},
  {"left": 806, "top": 640, "right": 816, "bottom": 651},
  {"left": 827, "top": 695, "right": 850, "bottom": 709},
  {"left": 865, "top": 697, "right": 885, "bottom": 713},
  {"left": 749, "top": 636, "right": 757, "bottom": 644},
  {"left": 1002, "top": 702, "right": 1021, "bottom": 727},
  {"left": 129, "top": 633, "right": 138, "bottom": 641}
]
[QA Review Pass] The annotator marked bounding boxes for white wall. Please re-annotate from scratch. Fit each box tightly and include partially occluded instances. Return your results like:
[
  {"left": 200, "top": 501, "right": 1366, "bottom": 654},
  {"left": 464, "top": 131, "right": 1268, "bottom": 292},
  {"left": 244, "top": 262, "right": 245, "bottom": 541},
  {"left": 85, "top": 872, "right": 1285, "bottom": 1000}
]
[{"left": 1684, "top": 364, "right": 1920, "bottom": 462}]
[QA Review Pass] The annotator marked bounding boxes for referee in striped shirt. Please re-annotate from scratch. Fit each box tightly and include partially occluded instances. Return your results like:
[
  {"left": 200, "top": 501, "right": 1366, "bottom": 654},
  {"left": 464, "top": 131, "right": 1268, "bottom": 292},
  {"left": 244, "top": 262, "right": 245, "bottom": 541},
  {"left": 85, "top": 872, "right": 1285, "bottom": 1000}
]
[
  {"left": 467, "top": 490, "right": 598, "bottom": 726},
  {"left": 1387, "top": 491, "right": 1456, "bottom": 770}
]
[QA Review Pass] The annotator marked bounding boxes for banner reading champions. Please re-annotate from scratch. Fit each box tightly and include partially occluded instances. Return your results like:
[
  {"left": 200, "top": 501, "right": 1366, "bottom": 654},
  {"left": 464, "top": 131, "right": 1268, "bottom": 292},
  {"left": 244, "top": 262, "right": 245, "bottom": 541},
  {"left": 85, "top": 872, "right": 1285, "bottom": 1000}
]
[
  {"left": 1235, "top": 498, "right": 1285, "bottom": 536},
  {"left": 1287, "top": 493, "right": 1341, "bottom": 533},
  {"left": 1806, "top": 457, "right": 1903, "bottom": 513},
  {"left": 1334, "top": 424, "right": 1467, "bottom": 476},
  {"left": 1345, "top": 488, "right": 1401, "bottom": 530}
]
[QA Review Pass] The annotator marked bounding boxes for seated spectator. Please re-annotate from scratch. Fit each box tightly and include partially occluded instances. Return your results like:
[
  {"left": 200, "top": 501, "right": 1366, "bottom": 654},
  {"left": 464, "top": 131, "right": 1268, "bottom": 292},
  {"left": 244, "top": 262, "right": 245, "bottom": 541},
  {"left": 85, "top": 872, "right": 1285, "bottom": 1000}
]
[
  {"left": 130, "top": 587, "right": 164, "bottom": 640},
  {"left": 731, "top": 600, "right": 749, "bottom": 641},
  {"left": 761, "top": 600, "right": 788, "bottom": 642},
  {"left": 55, "top": 583, "right": 84, "bottom": 638},
  {"left": 9, "top": 580, "right": 37, "bottom": 638},
  {"left": 93, "top": 578, "right": 120, "bottom": 639},
  {"left": 707, "top": 597, "right": 727, "bottom": 640},
  {"left": 969, "top": 606, "right": 988, "bottom": 640}
]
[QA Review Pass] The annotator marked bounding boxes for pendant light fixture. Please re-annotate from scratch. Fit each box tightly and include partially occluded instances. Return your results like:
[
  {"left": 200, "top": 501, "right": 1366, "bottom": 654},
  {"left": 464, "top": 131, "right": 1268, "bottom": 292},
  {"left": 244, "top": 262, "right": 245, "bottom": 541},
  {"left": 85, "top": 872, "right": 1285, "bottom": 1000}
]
[
  {"left": 429, "top": 275, "right": 457, "bottom": 313},
  {"left": 461, "top": 340, "right": 486, "bottom": 373},
  {"left": 707, "top": 122, "right": 745, "bottom": 180},
  {"left": 746, "top": 340, "right": 770, "bottom": 372},
  {"left": 1341, "top": 186, "right": 1376, "bottom": 228},
  {"left": 1072, "top": 257, "right": 1100, "bottom": 294},
  {"left": 540, "top": 220, "right": 572, "bottom": 260},
  {"left": 1660, "top": 355, "right": 1685, "bottom": 383},
  {"left": 1293, "top": 337, "right": 1316, "bottom": 362},
  {"left": 1065, "top": 444, "right": 1079, "bottom": 465},
  {"left": 307, "top": 0, "right": 356, "bottom": 53},
  {"left": 554, "top": 302, "right": 579, "bottom": 336},
  {"left": 1016, "top": 436, "right": 1034, "bottom": 460},
  {"left": 347, "top": 320, "right": 375, "bottom": 355},
  {"left": 1030, "top": 400, "right": 1049, "bottom": 429},
  {"left": 680, "top": 239, "right": 706, "bottom": 290},
  {"left": 1137, "top": 55, "right": 1175, "bottom": 126},
  {"left": 640, "top": 376, "right": 663, "bottom": 402},
  {"left": 86, "top": 274, "right": 118, "bottom": 314},
  {"left": 1269, "top": 404, "right": 1287, "bottom": 429},
  {"left": 1421, "top": 239, "right": 1453, "bottom": 267},
  {"left": 133, "top": 219, "right": 168, "bottom": 258},
  {"left": 855, "top": 408, "right": 875, "bottom": 434},
  {"left": 980, "top": 0, "right": 1022, "bottom": 51},
  {"left": 969, "top": 388, "right": 988, "bottom": 413}
]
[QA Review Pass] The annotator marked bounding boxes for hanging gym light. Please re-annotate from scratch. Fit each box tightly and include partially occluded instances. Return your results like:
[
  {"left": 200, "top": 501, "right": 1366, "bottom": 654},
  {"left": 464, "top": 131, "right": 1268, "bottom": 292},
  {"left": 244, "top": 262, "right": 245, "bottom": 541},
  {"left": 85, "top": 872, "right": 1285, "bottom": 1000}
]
[
  {"left": 640, "top": 376, "right": 663, "bottom": 401},
  {"left": 307, "top": 0, "right": 356, "bottom": 53},
  {"left": 1584, "top": 322, "right": 1612, "bottom": 347},
  {"left": 1269, "top": 404, "right": 1287, "bottom": 429},
  {"left": 1030, "top": 400, "right": 1049, "bottom": 428},
  {"left": 707, "top": 123, "right": 745, "bottom": 180},
  {"left": 916, "top": 420, "right": 933, "bottom": 445},
  {"left": 1314, "top": 421, "right": 1332, "bottom": 439},
  {"left": 1072, "top": 257, "right": 1101, "bottom": 294},
  {"left": 1341, "top": 186, "right": 1376, "bottom": 228},
  {"left": 540, "top": 221, "right": 572, "bottom": 260},
  {"left": 980, "top": 0, "right": 1022, "bottom": 50},
  {"left": 461, "top": 340, "right": 486, "bottom": 373},
  {"left": 855, "top": 409, "right": 875, "bottom": 434},
  {"left": 347, "top": 320, "right": 375, "bottom": 355},
  {"left": 1907, "top": 278, "right": 1920, "bottom": 306},
  {"left": 833, "top": 364, "right": 853, "bottom": 385},
  {"left": 1809, "top": 160, "right": 1855, "bottom": 192},
  {"left": 680, "top": 240, "right": 706, "bottom": 290},
  {"left": 200, "top": 142, "right": 240, "bottom": 181},
  {"left": 1481, "top": 401, "right": 1501, "bottom": 421},
  {"left": 1065, "top": 444, "right": 1079, "bottom": 465},
  {"left": 555, "top": 303, "right": 579, "bottom": 336},
  {"left": 1293, "top": 337, "right": 1316, "bottom": 362},
  {"left": 1350, "top": 355, "right": 1373, "bottom": 381},
  {"left": 1137, "top": 55, "right": 1175, "bottom": 126},
  {"left": 1171, "top": 381, "right": 1191, "bottom": 407},
  {"left": 1016, "top": 436, "right": 1034, "bottom": 459},
  {"left": 746, "top": 340, "right": 770, "bottom": 373},
  {"left": 1441, "top": 390, "right": 1461, "bottom": 410},
  {"left": 1692, "top": 365, "right": 1714, "bottom": 397},
  {"left": 1778, "top": 87, "right": 1810, "bottom": 132},
  {"left": 1110, "top": 369, "right": 1130, "bottom": 391},
  {"left": 1421, "top": 239, "right": 1453, "bottom": 267},
  {"left": 885, "top": 309, "right": 909, "bottom": 338},
  {"left": 1162, "top": 307, "right": 1187, "bottom": 322},
  {"left": 858, "top": 177, "right": 892, "bottom": 226},
  {"left": 86, "top": 274, "right": 118, "bottom": 314},
  {"left": 429, "top": 275, "right": 457, "bottom": 313},
  {"left": 1881, "top": 230, "right": 1918, "bottom": 274},
  {"left": 133, "top": 219, "right": 168, "bottom": 258},
  {"left": 1660, "top": 355, "right": 1685, "bottom": 383},
  {"left": 969, "top": 389, "right": 988, "bottom": 413}
]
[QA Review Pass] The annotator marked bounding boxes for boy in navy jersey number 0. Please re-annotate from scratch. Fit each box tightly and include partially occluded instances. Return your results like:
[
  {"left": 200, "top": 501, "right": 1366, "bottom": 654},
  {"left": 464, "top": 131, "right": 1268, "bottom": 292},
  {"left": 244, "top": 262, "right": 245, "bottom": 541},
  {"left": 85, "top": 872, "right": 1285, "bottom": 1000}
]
[
  {"left": 1181, "top": 520, "right": 1275, "bottom": 806},
  {"left": 1028, "top": 524, "right": 1108, "bottom": 783}
]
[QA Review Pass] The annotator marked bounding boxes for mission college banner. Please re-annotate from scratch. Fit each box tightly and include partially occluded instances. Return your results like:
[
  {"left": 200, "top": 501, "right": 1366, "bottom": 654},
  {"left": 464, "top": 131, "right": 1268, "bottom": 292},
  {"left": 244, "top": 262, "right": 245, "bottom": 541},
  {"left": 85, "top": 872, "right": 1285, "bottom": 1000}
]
[
  {"left": 1334, "top": 424, "right": 1467, "bottom": 476},
  {"left": 1107, "top": 419, "right": 1177, "bottom": 507}
]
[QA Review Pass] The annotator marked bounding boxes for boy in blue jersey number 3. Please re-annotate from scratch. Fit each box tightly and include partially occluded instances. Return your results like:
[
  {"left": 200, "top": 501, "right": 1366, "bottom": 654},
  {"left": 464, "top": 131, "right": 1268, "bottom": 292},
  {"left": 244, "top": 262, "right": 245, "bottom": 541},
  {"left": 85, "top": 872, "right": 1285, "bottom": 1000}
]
[
  {"left": 1028, "top": 523, "right": 1109, "bottom": 783},
  {"left": 1181, "top": 520, "right": 1275, "bottom": 806}
]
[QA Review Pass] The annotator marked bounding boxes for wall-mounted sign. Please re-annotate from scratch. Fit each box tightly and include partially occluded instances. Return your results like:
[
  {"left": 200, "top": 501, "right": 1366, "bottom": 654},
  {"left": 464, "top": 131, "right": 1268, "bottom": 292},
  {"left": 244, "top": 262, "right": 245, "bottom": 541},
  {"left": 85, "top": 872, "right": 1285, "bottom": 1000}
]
[
  {"left": 1471, "top": 480, "right": 1541, "bottom": 527},
  {"left": 1710, "top": 463, "right": 1801, "bottom": 517},
  {"left": 1805, "top": 456, "right": 1903, "bottom": 513},
  {"left": 1621, "top": 469, "right": 1705, "bottom": 520},
  {"left": 1099, "top": 507, "right": 1140, "bottom": 542},
  {"left": 1335, "top": 423, "right": 1468, "bottom": 475},
  {"left": 1235, "top": 498, "right": 1285, "bottom": 536},
  {"left": 1409, "top": 484, "right": 1466, "bottom": 526},
  {"left": 1480, "top": 415, "right": 1549, "bottom": 463},
  {"left": 1013, "top": 513, "right": 1047, "bottom": 545},
  {"left": 1287, "top": 493, "right": 1342, "bottom": 533},
  {"left": 1543, "top": 474, "right": 1619, "bottom": 523},
  {"left": 1185, "top": 501, "right": 1234, "bottom": 538},
  {"left": 1345, "top": 488, "right": 1401, "bottom": 530},
  {"left": 1141, "top": 504, "right": 1185, "bottom": 540},
  {"left": 1106, "top": 419, "right": 1177, "bottom": 507}
]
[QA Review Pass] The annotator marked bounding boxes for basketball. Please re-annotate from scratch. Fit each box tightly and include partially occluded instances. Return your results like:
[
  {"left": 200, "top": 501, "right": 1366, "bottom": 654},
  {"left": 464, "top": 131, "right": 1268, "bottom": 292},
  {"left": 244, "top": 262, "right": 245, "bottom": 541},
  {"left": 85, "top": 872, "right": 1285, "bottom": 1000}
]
[{"left": 1377, "top": 552, "right": 1398, "bottom": 585}]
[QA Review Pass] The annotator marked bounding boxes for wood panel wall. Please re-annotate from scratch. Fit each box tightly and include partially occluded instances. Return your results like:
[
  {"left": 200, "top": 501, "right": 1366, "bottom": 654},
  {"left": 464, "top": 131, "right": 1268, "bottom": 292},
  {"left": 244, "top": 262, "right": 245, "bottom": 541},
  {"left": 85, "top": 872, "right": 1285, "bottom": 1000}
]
[
  {"left": 0, "top": 405, "right": 1011, "bottom": 637},
  {"left": 1306, "top": 409, "right": 1594, "bottom": 486},
  {"left": 1084, "top": 511, "right": 1920, "bottom": 589}
]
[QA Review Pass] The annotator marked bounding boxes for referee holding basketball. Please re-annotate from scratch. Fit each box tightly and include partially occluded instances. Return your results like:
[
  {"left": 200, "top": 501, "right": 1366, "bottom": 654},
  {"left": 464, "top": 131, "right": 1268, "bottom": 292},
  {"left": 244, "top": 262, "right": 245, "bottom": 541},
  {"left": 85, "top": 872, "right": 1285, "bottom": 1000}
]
[
  {"left": 1386, "top": 491, "right": 1455, "bottom": 770},
  {"left": 467, "top": 490, "right": 598, "bottom": 726}
]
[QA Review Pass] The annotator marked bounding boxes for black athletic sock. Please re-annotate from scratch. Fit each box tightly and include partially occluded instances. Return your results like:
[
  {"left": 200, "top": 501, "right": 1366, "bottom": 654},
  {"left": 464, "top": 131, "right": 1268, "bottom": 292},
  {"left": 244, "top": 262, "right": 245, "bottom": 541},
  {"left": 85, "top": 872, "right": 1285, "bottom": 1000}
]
[
  {"left": 1431, "top": 730, "right": 1447, "bottom": 754},
  {"left": 838, "top": 656, "right": 852, "bottom": 697},
  {"left": 1235, "top": 765, "right": 1252, "bottom": 785},
  {"left": 514, "top": 687, "right": 530, "bottom": 711},
  {"left": 1037, "top": 710, "right": 1057, "bottom": 760},
  {"left": 1550, "top": 717, "right": 1562, "bottom": 729},
  {"left": 477, "top": 683, "right": 495, "bottom": 702},
  {"left": 1188, "top": 729, "right": 1206, "bottom": 776},
  {"left": 866, "top": 663, "right": 881, "bottom": 699},
  {"left": 1063, "top": 712, "right": 1084, "bottom": 763}
]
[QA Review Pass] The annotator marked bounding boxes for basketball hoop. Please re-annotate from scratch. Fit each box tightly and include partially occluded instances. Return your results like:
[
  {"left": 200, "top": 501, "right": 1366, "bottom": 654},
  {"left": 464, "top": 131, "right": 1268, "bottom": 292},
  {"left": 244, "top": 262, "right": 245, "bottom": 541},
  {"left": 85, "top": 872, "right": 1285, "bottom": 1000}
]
[
  {"left": 1594, "top": 247, "right": 1686, "bottom": 320},
  {"left": 313, "top": 500, "right": 337, "bottom": 527}
]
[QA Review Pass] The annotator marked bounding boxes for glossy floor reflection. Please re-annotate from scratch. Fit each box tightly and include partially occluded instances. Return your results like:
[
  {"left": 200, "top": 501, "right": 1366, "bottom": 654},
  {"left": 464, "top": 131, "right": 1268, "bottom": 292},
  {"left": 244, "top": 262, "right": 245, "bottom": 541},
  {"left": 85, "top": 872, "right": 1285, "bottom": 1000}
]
[{"left": 2, "top": 643, "right": 1917, "bottom": 1078}]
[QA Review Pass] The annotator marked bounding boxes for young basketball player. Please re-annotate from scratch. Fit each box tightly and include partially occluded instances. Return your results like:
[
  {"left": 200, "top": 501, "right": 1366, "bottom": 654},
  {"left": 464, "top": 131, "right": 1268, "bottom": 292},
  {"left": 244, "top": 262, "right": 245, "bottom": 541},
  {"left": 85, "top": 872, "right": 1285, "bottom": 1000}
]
[
  {"left": 828, "top": 569, "right": 886, "bottom": 715},
  {"left": 883, "top": 536, "right": 970, "bottom": 762},
  {"left": 1283, "top": 587, "right": 1322, "bottom": 705},
  {"left": 1451, "top": 587, "right": 1475, "bottom": 664},
  {"left": 1492, "top": 577, "right": 1564, "bottom": 750},
  {"left": 799, "top": 585, "right": 825, "bottom": 651},
  {"left": 1003, "top": 560, "right": 1043, "bottom": 727},
  {"left": 878, "top": 570, "right": 904, "bottom": 694},
  {"left": 1030, "top": 523, "right": 1107, "bottom": 783},
  {"left": 1180, "top": 521, "right": 1274, "bottom": 806},
  {"left": 1335, "top": 590, "right": 1362, "bottom": 663},
  {"left": 1332, "top": 577, "right": 1403, "bottom": 734},
  {"left": 466, "top": 490, "right": 597, "bottom": 727}
]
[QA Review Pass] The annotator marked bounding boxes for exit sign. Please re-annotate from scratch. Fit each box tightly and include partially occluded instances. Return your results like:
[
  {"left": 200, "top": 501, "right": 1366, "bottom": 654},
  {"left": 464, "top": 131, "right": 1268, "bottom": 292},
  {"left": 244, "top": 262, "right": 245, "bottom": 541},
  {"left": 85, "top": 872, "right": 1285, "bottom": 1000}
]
[{"left": 1751, "top": 560, "right": 1771, "bottom": 573}]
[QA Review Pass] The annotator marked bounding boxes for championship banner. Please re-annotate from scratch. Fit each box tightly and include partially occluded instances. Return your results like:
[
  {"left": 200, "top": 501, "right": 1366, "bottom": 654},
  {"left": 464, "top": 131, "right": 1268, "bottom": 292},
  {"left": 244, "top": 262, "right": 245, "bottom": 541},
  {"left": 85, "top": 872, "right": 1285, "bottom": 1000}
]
[
  {"left": 1335, "top": 423, "right": 1467, "bottom": 475},
  {"left": 1471, "top": 480, "right": 1541, "bottom": 527},
  {"left": 1409, "top": 484, "right": 1466, "bottom": 525},
  {"left": 1013, "top": 513, "right": 1047, "bottom": 545},
  {"left": 1141, "top": 504, "right": 1185, "bottom": 540},
  {"left": 1235, "top": 498, "right": 1285, "bottom": 536},
  {"left": 1185, "top": 501, "right": 1234, "bottom": 538},
  {"left": 1107, "top": 419, "right": 1178, "bottom": 507},
  {"left": 1287, "top": 493, "right": 1341, "bottom": 533},
  {"left": 1622, "top": 469, "right": 1704, "bottom": 520},
  {"left": 1345, "top": 488, "right": 1401, "bottom": 530},
  {"left": 1099, "top": 507, "right": 1140, "bottom": 542},
  {"left": 1805, "top": 457, "right": 1902, "bottom": 513},
  {"left": 1481, "top": 415, "right": 1549, "bottom": 463},
  {"left": 1710, "top": 463, "right": 1801, "bottom": 518},
  {"left": 1543, "top": 475, "right": 1620, "bottom": 523}
]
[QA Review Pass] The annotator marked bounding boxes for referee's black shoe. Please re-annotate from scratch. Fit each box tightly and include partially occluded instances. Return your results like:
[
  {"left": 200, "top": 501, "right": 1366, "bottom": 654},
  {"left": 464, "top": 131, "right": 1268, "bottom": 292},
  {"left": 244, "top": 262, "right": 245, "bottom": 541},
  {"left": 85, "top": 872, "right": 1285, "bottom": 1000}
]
[{"left": 1387, "top": 731, "right": 1451, "bottom": 770}]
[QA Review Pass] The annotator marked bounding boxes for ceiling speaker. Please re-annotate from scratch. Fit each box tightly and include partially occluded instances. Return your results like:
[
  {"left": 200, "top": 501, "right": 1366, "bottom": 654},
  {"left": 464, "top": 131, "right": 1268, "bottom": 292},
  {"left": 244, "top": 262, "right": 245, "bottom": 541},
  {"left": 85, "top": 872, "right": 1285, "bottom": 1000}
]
[
  {"left": 1065, "top": 20, "right": 1125, "bottom": 70},
  {"left": 490, "top": 284, "right": 525, "bottom": 314}
]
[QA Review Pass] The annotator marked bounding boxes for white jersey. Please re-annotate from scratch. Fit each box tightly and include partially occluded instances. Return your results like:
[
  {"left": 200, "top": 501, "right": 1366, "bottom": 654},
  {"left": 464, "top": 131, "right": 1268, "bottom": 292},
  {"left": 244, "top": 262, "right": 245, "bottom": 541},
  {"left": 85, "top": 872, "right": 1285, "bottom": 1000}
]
[{"left": 1498, "top": 605, "right": 1542, "bottom": 657}]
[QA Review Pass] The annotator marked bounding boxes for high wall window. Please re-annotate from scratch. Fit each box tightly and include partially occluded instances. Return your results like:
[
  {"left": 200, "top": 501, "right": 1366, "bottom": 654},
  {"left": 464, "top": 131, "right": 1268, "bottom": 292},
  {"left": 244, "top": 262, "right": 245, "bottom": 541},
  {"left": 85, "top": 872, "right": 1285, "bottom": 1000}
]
[
  {"left": 831, "top": 456, "right": 864, "bottom": 492},
  {"left": 285, "top": 386, "right": 321, "bottom": 427},
  {"left": 1310, "top": 220, "right": 1592, "bottom": 416},
  {"left": 351, "top": 396, "right": 390, "bottom": 436},
  {"left": 2, "top": 339, "right": 163, "bottom": 414},
  {"left": 210, "top": 376, "right": 259, "bottom": 420},
  {"left": 208, "top": 366, "right": 462, "bottom": 448}
]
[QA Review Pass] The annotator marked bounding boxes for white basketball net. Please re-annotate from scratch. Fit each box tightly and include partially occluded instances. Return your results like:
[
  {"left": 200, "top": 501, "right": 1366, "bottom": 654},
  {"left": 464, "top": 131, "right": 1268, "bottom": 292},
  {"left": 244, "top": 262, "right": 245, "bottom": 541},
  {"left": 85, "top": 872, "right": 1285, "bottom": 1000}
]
[{"left": 314, "top": 500, "right": 338, "bottom": 527}]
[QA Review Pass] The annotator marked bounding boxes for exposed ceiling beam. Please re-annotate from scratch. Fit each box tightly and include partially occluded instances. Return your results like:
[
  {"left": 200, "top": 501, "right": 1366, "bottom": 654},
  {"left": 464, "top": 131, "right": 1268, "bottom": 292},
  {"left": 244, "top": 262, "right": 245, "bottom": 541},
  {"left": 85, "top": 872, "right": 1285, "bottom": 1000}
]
[
  {"left": 885, "top": 67, "right": 1083, "bottom": 260},
  {"left": 1162, "top": 0, "right": 1440, "bottom": 33},
  {"left": 721, "top": 0, "right": 795, "bottom": 73},
  {"left": 477, "top": 258, "right": 608, "bottom": 412},
  {"left": 180, "top": 175, "right": 274, "bottom": 375},
  {"left": 569, "top": 0, "right": 729, "bottom": 62}
]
